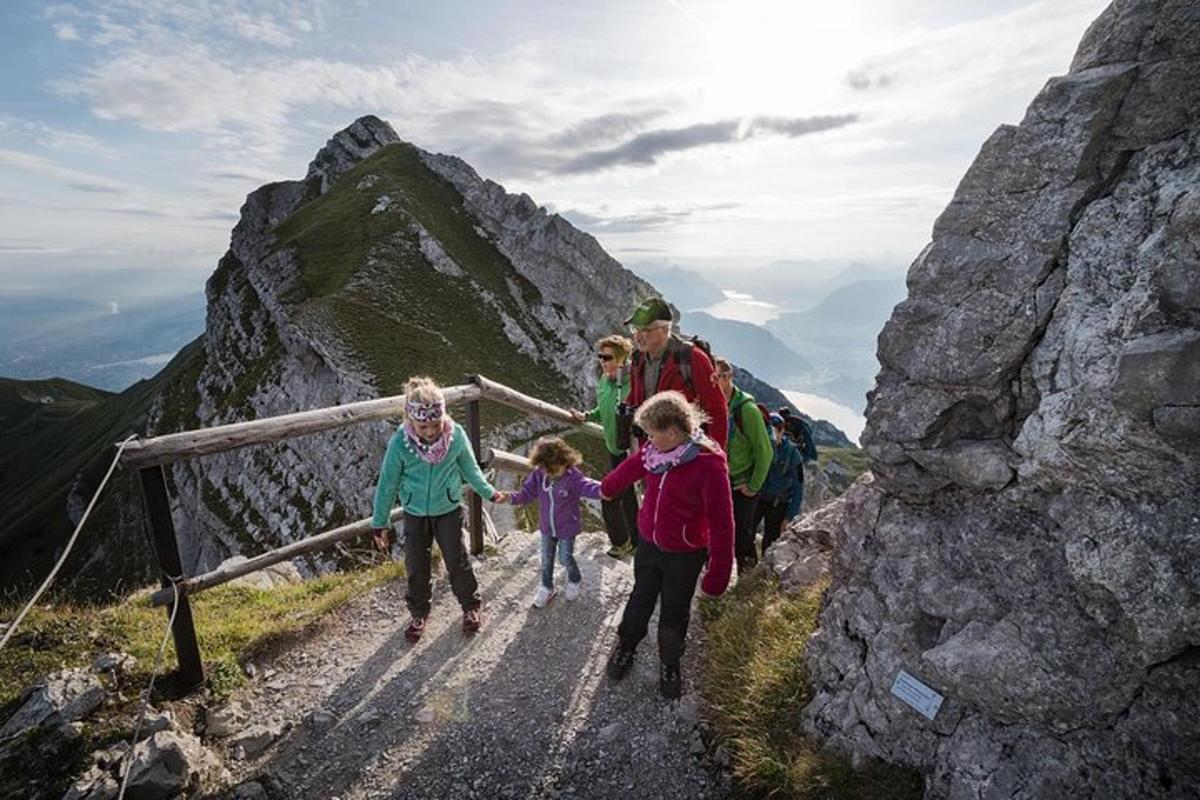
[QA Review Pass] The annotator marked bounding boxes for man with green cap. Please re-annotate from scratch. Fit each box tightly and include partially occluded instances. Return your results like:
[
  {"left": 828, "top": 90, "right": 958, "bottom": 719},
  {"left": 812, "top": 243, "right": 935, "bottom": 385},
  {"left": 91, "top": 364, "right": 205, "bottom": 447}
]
[{"left": 623, "top": 297, "right": 728, "bottom": 449}]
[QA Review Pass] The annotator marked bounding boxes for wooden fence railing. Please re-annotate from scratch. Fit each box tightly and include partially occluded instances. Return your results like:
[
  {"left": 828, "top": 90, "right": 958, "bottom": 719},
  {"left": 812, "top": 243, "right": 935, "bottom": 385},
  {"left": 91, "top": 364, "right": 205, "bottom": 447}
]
[{"left": 118, "top": 373, "right": 601, "bottom": 687}]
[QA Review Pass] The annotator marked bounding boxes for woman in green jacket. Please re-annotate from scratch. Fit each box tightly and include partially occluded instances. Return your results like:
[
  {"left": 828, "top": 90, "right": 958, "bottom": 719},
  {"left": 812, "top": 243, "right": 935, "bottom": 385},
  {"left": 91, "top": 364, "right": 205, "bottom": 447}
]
[
  {"left": 572, "top": 335, "right": 638, "bottom": 558},
  {"left": 372, "top": 376, "right": 502, "bottom": 642}
]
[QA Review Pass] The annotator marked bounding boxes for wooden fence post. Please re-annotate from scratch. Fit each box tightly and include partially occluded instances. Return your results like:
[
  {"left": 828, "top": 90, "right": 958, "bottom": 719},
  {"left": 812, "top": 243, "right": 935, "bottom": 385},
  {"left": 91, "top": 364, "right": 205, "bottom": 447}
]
[
  {"left": 138, "top": 466, "right": 204, "bottom": 688},
  {"left": 464, "top": 374, "right": 485, "bottom": 555}
]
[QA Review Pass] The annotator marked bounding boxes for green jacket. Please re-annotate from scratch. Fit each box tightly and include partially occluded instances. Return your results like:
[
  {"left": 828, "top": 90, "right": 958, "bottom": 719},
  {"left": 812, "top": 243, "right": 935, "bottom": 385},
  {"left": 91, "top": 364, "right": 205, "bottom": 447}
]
[
  {"left": 725, "top": 387, "right": 774, "bottom": 492},
  {"left": 371, "top": 422, "right": 497, "bottom": 526},
  {"left": 585, "top": 372, "right": 631, "bottom": 456}
]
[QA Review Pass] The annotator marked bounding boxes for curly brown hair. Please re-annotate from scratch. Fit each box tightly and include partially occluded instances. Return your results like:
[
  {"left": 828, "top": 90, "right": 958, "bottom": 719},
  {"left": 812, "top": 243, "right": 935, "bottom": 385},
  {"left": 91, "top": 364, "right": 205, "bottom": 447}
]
[
  {"left": 528, "top": 436, "right": 582, "bottom": 472},
  {"left": 633, "top": 390, "right": 709, "bottom": 436}
]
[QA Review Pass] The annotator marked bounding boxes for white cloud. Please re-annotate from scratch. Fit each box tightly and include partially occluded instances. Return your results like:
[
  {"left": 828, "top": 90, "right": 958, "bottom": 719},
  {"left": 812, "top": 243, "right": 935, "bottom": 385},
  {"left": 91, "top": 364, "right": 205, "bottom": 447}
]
[
  {"left": 0, "top": 116, "right": 121, "bottom": 159},
  {"left": 0, "top": 148, "right": 127, "bottom": 193},
  {"left": 54, "top": 23, "right": 80, "bottom": 40},
  {"left": 229, "top": 12, "right": 297, "bottom": 47}
]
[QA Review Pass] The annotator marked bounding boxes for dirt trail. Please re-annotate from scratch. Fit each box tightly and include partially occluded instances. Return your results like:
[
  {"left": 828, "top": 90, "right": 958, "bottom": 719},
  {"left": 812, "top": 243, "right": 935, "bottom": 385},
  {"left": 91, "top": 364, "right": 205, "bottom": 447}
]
[{"left": 218, "top": 529, "right": 733, "bottom": 800}]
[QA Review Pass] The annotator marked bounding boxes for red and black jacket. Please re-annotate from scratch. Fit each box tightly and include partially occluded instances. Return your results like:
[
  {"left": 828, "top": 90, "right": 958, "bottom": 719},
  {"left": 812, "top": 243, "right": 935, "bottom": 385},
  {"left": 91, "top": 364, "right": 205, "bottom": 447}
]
[{"left": 628, "top": 337, "right": 729, "bottom": 450}]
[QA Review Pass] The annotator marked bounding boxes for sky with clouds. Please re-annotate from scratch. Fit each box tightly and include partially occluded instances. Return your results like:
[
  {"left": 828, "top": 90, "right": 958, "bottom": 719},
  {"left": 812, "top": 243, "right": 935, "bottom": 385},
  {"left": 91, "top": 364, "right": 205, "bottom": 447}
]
[{"left": 0, "top": 0, "right": 1110, "bottom": 303}]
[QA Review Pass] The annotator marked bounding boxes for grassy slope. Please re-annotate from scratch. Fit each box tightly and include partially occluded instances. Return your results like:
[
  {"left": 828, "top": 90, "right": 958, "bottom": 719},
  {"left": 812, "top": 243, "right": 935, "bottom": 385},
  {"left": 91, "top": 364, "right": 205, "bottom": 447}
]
[
  {"left": 274, "top": 142, "right": 572, "bottom": 431},
  {"left": 0, "top": 341, "right": 206, "bottom": 598},
  {"left": 701, "top": 573, "right": 923, "bottom": 799},
  {"left": 0, "top": 560, "right": 403, "bottom": 796},
  {"left": 817, "top": 446, "right": 871, "bottom": 480}
]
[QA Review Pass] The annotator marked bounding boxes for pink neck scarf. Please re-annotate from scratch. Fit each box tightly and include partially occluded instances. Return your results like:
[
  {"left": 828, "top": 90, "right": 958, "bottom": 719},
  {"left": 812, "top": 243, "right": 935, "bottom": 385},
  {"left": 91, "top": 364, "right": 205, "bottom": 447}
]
[
  {"left": 404, "top": 418, "right": 454, "bottom": 464},
  {"left": 641, "top": 432, "right": 704, "bottom": 474}
]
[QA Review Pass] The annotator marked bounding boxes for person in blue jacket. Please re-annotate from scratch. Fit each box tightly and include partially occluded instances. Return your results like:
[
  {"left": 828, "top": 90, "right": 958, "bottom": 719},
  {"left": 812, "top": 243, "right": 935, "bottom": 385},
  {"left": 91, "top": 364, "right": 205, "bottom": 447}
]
[{"left": 752, "top": 414, "right": 805, "bottom": 555}]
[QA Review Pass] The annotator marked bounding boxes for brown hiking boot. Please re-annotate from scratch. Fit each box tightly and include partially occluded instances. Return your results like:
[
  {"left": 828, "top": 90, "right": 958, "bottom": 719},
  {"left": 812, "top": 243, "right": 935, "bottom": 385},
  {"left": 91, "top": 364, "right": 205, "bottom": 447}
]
[
  {"left": 462, "top": 607, "right": 482, "bottom": 634},
  {"left": 404, "top": 616, "right": 426, "bottom": 643}
]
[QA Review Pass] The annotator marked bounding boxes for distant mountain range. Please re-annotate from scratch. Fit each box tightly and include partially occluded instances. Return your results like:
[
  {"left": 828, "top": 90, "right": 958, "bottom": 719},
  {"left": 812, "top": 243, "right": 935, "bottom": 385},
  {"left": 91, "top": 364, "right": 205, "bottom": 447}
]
[
  {"left": 766, "top": 277, "right": 907, "bottom": 410},
  {"left": 624, "top": 262, "right": 726, "bottom": 310},
  {"left": 678, "top": 310, "right": 811, "bottom": 382}
]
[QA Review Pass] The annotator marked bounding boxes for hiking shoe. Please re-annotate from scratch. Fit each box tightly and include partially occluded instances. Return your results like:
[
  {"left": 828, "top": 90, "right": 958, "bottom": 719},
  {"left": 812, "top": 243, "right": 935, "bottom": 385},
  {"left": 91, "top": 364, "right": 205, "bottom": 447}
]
[
  {"left": 659, "top": 662, "right": 682, "bottom": 699},
  {"left": 532, "top": 585, "right": 555, "bottom": 608},
  {"left": 607, "top": 541, "right": 636, "bottom": 559},
  {"left": 564, "top": 580, "right": 581, "bottom": 601},
  {"left": 404, "top": 616, "right": 426, "bottom": 643},
  {"left": 606, "top": 641, "right": 636, "bottom": 681},
  {"left": 462, "top": 607, "right": 482, "bottom": 634}
]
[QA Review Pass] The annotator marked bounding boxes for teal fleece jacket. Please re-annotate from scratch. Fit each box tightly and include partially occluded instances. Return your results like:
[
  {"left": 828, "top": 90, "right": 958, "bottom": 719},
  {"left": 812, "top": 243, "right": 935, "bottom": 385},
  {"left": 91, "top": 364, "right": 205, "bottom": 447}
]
[
  {"left": 584, "top": 371, "right": 631, "bottom": 456},
  {"left": 371, "top": 422, "right": 497, "bottom": 525}
]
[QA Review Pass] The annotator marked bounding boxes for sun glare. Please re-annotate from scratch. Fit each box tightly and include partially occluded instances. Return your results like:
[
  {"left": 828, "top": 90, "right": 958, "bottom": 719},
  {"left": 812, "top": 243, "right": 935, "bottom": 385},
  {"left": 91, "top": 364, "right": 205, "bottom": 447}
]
[{"left": 679, "top": 0, "right": 878, "bottom": 117}]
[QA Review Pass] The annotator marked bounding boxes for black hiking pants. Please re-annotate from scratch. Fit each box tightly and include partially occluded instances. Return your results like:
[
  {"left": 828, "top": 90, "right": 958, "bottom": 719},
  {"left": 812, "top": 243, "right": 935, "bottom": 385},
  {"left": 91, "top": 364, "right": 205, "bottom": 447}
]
[
  {"left": 616, "top": 538, "right": 708, "bottom": 666},
  {"left": 601, "top": 451, "right": 639, "bottom": 549},
  {"left": 753, "top": 494, "right": 792, "bottom": 555},
  {"left": 732, "top": 489, "right": 759, "bottom": 573},
  {"left": 403, "top": 508, "right": 480, "bottom": 617}
]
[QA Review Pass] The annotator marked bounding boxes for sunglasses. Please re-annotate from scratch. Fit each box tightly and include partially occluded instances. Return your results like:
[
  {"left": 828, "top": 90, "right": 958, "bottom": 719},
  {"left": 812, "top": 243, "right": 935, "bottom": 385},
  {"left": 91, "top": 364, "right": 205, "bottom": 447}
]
[{"left": 597, "top": 353, "right": 615, "bottom": 362}]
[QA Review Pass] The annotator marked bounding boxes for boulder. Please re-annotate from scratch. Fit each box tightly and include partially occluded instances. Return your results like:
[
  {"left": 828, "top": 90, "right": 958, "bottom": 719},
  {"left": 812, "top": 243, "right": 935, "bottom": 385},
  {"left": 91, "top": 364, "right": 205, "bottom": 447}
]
[
  {"left": 122, "top": 729, "right": 224, "bottom": 799},
  {"left": 0, "top": 669, "right": 105, "bottom": 738}
]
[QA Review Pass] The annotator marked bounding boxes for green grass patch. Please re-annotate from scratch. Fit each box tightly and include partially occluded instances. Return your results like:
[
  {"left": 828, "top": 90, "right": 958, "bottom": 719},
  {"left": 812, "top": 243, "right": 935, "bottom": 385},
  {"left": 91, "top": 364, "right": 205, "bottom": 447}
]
[
  {"left": 817, "top": 446, "right": 871, "bottom": 482},
  {"left": 0, "top": 559, "right": 405, "bottom": 710},
  {"left": 700, "top": 571, "right": 923, "bottom": 799}
]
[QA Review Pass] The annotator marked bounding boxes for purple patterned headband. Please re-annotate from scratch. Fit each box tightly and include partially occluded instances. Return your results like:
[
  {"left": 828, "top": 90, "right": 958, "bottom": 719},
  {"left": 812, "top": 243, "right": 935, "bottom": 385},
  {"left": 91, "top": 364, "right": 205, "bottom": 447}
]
[{"left": 406, "top": 399, "right": 445, "bottom": 422}]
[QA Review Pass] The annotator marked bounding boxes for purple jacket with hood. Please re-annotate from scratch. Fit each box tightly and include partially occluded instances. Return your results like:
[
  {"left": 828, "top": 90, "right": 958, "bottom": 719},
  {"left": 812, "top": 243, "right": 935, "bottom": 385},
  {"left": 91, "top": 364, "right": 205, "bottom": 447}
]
[{"left": 509, "top": 466, "right": 602, "bottom": 539}]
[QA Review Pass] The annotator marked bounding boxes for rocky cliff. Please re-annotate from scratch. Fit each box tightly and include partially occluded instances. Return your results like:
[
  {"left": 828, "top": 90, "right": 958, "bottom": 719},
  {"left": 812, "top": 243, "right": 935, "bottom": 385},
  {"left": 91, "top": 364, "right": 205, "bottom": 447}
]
[{"left": 778, "top": 2, "right": 1200, "bottom": 797}]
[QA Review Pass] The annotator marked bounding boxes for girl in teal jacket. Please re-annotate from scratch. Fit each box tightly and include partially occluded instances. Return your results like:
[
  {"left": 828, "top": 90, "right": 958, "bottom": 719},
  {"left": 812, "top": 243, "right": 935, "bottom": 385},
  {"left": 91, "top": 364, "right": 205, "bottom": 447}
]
[{"left": 371, "top": 376, "right": 500, "bottom": 642}]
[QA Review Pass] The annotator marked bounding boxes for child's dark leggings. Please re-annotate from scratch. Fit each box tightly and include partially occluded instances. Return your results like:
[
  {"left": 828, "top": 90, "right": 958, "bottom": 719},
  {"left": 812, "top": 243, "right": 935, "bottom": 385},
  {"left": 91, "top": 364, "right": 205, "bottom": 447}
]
[
  {"left": 616, "top": 538, "right": 707, "bottom": 666},
  {"left": 403, "top": 508, "right": 480, "bottom": 617}
]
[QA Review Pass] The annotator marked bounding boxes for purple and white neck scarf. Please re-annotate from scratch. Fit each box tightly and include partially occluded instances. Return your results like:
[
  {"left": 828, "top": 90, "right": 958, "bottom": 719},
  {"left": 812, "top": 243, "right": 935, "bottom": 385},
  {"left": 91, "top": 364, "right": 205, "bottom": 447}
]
[
  {"left": 404, "top": 418, "right": 454, "bottom": 464},
  {"left": 641, "top": 432, "right": 705, "bottom": 474}
]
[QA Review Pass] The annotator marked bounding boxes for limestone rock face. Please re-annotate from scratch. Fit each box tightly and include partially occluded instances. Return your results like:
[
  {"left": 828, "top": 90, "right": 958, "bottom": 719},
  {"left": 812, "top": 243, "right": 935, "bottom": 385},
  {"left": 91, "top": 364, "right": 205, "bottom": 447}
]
[
  {"left": 787, "top": 2, "right": 1200, "bottom": 797},
  {"left": 420, "top": 151, "right": 656, "bottom": 395}
]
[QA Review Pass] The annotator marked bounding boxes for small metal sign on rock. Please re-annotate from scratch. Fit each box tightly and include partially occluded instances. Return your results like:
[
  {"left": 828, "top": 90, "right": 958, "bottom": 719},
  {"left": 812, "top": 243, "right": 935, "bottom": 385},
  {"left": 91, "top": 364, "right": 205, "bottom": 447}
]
[{"left": 891, "top": 670, "right": 944, "bottom": 720}]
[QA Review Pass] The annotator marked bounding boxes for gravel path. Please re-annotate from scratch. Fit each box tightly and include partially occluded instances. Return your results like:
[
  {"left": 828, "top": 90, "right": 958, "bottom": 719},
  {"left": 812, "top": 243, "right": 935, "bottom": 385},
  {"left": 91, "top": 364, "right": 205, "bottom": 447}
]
[{"left": 216, "top": 530, "right": 733, "bottom": 800}]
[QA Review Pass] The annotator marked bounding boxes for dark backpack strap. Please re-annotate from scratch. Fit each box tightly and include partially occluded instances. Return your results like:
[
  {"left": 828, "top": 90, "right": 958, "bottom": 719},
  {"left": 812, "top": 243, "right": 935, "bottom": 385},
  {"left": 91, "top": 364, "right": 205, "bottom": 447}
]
[
  {"left": 667, "top": 337, "right": 695, "bottom": 395},
  {"left": 730, "top": 396, "right": 751, "bottom": 435}
]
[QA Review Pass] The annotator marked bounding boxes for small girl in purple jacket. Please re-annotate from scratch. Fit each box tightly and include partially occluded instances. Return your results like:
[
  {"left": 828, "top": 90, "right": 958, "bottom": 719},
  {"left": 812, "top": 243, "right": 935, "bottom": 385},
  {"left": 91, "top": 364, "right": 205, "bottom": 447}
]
[{"left": 500, "top": 437, "right": 602, "bottom": 608}]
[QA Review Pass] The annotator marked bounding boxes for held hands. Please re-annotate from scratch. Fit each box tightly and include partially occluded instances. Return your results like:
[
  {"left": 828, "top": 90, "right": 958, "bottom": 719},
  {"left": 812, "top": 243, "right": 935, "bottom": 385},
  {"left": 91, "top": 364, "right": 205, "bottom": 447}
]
[
  {"left": 568, "top": 409, "right": 586, "bottom": 423},
  {"left": 734, "top": 484, "right": 756, "bottom": 498},
  {"left": 491, "top": 491, "right": 510, "bottom": 504}
]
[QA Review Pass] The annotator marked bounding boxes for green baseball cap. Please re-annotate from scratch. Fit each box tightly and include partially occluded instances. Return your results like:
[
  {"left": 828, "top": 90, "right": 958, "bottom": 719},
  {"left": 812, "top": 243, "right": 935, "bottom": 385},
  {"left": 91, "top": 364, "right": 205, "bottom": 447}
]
[{"left": 624, "top": 297, "right": 673, "bottom": 328}]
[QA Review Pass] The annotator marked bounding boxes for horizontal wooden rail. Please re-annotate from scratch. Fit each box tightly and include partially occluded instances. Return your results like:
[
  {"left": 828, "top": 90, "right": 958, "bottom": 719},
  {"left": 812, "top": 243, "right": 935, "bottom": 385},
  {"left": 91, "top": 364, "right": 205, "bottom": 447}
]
[
  {"left": 483, "top": 447, "right": 533, "bottom": 473},
  {"left": 471, "top": 375, "right": 604, "bottom": 438},
  {"left": 120, "top": 384, "right": 481, "bottom": 469},
  {"left": 149, "top": 507, "right": 405, "bottom": 607}
]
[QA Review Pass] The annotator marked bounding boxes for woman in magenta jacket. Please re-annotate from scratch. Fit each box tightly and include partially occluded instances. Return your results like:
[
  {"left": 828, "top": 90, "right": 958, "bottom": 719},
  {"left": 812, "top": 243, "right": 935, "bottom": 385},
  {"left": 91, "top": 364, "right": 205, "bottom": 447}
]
[{"left": 599, "top": 390, "right": 735, "bottom": 699}]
